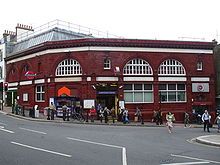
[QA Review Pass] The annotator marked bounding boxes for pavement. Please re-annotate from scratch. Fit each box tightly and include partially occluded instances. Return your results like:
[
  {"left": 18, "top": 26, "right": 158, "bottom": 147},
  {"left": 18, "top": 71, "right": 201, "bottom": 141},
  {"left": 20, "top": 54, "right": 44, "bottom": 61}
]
[{"left": 0, "top": 106, "right": 220, "bottom": 147}]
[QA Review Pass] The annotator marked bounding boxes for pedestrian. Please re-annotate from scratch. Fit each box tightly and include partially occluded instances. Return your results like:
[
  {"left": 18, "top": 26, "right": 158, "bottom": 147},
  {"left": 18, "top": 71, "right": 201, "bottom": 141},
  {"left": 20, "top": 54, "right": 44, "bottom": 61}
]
[
  {"left": 99, "top": 107, "right": 104, "bottom": 123},
  {"left": 201, "top": 110, "right": 211, "bottom": 132},
  {"left": 123, "top": 108, "right": 129, "bottom": 124},
  {"left": 89, "top": 106, "right": 96, "bottom": 122},
  {"left": 152, "top": 110, "right": 157, "bottom": 123},
  {"left": 166, "top": 112, "right": 175, "bottom": 133},
  {"left": 184, "top": 112, "right": 190, "bottom": 127},
  {"left": 49, "top": 102, "right": 56, "bottom": 120},
  {"left": 214, "top": 113, "right": 220, "bottom": 133},
  {"left": 111, "top": 107, "right": 116, "bottom": 123},
  {"left": 62, "top": 104, "right": 68, "bottom": 121},
  {"left": 135, "top": 106, "right": 143, "bottom": 124},
  {"left": 103, "top": 107, "right": 109, "bottom": 123},
  {"left": 156, "top": 110, "right": 163, "bottom": 125}
]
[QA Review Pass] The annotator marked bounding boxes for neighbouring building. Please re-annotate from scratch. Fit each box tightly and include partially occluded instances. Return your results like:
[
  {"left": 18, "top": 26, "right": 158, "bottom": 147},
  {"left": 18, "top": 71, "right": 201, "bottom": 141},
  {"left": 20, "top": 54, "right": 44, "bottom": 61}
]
[{"left": 5, "top": 33, "right": 217, "bottom": 122}]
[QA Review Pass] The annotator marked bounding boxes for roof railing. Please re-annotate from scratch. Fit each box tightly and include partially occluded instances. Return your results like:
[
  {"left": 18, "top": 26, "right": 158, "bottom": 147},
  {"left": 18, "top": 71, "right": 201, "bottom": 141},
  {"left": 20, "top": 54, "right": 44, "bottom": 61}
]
[{"left": 16, "top": 19, "right": 122, "bottom": 42}]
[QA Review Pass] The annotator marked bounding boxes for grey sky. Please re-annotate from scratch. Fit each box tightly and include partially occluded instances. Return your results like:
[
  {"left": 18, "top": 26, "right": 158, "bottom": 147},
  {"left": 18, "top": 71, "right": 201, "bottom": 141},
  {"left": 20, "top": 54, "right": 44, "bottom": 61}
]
[{"left": 1, "top": 0, "right": 220, "bottom": 42}]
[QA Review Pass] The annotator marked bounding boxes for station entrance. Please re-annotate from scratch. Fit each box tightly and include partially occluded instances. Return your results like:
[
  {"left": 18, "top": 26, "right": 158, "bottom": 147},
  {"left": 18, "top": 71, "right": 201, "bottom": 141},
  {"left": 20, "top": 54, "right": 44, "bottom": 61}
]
[{"left": 96, "top": 83, "right": 118, "bottom": 111}]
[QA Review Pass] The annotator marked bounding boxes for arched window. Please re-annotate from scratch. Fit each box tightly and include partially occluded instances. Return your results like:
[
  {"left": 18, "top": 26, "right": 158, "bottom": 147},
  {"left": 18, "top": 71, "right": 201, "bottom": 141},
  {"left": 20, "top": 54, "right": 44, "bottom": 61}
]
[
  {"left": 158, "top": 59, "right": 186, "bottom": 75},
  {"left": 56, "top": 59, "right": 82, "bottom": 76},
  {"left": 123, "top": 58, "right": 153, "bottom": 75}
]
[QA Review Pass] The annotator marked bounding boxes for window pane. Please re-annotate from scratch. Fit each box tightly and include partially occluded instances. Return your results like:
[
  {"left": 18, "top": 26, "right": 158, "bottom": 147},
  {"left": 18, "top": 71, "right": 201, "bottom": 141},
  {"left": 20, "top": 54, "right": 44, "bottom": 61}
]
[
  {"left": 124, "top": 92, "right": 133, "bottom": 102},
  {"left": 168, "top": 92, "right": 176, "bottom": 101},
  {"left": 134, "top": 92, "right": 143, "bottom": 102},
  {"left": 177, "top": 84, "right": 185, "bottom": 90},
  {"left": 160, "top": 92, "right": 167, "bottom": 102},
  {"left": 159, "top": 84, "right": 166, "bottom": 90},
  {"left": 124, "top": 84, "right": 132, "bottom": 90},
  {"left": 134, "top": 84, "right": 142, "bottom": 90},
  {"left": 168, "top": 84, "right": 176, "bottom": 90},
  {"left": 144, "top": 84, "right": 152, "bottom": 90},
  {"left": 177, "top": 91, "right": 186, "bottom": 101},
  {"left": 144, "top": 92, "right": 153, "bottom": 102}
]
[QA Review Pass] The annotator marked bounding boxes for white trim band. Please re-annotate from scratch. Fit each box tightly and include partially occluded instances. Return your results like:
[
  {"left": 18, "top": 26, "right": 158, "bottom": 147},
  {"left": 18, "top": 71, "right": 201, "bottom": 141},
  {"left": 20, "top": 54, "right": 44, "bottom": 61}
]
[{"left": 7, "top": 46, "right": 213, "bottom": 64}]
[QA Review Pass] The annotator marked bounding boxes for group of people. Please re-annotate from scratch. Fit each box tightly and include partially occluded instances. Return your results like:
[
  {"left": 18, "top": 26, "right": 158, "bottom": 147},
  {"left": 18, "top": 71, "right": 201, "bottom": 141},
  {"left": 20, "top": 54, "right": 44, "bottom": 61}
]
[{"left": 49, "top": 102, "right": 220, "bottom": 133}]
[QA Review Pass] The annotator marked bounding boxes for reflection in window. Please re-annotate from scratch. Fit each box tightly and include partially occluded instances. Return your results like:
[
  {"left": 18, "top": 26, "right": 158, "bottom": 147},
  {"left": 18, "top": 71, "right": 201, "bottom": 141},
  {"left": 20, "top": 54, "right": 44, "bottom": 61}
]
[
  {"left": 124, "top": 84, "right": 153, "bottom": 103},
  {"left": 159, "top": 84, "right": 186, "bottom": 102}
]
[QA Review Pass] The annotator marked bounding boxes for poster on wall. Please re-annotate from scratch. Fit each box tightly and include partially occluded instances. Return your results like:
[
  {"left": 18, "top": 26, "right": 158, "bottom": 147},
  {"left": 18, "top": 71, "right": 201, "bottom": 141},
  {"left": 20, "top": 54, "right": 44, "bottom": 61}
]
[
  {"left": 119, "top": 100, "right": 125, "bottom": 109},
  {"left": 83, "top": 99, "right": 95, "bottom": 109}
]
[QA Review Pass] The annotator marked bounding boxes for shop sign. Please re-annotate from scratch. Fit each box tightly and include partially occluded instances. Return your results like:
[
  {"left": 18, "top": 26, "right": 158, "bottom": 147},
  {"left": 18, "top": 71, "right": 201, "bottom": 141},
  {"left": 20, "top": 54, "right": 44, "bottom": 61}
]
[
  {"left": 25, "top": 71, "right": 37, "bottom": 80},
  {"left": 97, "top": 91, "right": 116, "bottom": 94},
  {"left": 192, "top": 83, "right": 209, "bottom": 92}
]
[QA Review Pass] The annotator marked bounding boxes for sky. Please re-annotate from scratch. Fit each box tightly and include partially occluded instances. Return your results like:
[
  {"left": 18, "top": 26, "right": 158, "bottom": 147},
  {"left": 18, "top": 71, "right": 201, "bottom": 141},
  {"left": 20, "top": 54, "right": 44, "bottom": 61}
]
[{"left": 1, "top": 0, "right": 220, "bottom": 42}]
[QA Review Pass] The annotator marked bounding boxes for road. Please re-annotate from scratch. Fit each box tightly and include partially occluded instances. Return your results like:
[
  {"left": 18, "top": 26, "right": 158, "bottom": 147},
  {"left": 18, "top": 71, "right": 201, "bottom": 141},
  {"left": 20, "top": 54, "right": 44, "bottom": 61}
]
[{"left": 0, "top": 112, "right": 220, "bottom": 165}]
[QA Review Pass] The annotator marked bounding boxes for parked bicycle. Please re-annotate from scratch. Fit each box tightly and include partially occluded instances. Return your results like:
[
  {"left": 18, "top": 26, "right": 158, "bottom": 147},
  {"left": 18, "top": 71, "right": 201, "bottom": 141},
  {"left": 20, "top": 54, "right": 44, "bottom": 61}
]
[{"left": 70, "top": 111, "right": 85, "bottom": 122}]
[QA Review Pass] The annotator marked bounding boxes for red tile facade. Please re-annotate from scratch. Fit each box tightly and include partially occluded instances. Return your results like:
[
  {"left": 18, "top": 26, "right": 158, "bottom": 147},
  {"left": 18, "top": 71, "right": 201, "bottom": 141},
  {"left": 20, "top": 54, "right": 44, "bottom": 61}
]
[{"left": 5, "top": 38, "right": 216, "bottom": 122}]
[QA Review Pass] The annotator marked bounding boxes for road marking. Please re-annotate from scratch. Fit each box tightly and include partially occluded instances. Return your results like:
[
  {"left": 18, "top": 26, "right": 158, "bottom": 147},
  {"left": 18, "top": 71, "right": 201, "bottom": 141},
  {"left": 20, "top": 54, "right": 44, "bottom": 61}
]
[
  {"left": 161, "top": 161, "right": 209, "bottom": 165},
  {"left": 0, "top": 126, "right": 14, "bottom": 134},
  {"left": 19, "top": 127, "right": 47, "bottom": 135},
  {"left": 67, "top": 137, "right": 127, "bottom": 165},
  {"left": 0, "top": 111, "right": 7, "bottom": 115},
  {"left": 171, "top": 154, "right": 220, "bottom": 164},
  {"left": 0, "top": 122, "right": 7, "bottom": 126},
  {"left": 11, "top": 141, "right": 72, "bottom": 158}
]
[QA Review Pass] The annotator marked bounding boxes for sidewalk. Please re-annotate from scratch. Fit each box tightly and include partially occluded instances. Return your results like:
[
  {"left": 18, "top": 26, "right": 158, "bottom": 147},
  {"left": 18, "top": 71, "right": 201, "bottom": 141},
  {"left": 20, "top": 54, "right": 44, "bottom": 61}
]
[{"left": 1, "top": 106, "right": 220, "bottom": 147}]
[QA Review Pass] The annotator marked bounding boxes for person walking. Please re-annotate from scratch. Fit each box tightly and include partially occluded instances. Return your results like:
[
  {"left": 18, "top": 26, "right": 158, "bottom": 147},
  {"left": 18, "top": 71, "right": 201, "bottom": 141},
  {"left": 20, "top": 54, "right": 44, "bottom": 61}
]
[
  {"left": 201, "top": 110, "right": 211, "bottom": 132},
  {"left": 166, "top": 112, "right": 175, "bottom": 133},
  {"left": 123, "top": 108, "right": 129, "bottom": 124},
  {"left": 111, "top": 107, "right": 116, "bottom": 123},
  {"left": 89, "top": 106, "right": 96, "bottom": 122},
  {"left": 99, "top": 108, "right": 104, "bottom": 123},
  {"left": 184, "top": 112, "right": 190, "bottom": 127},
  {"left": 103, "top": 107, "right": 109, "bottom": 123},
  {"left": 214, "top": 113, "right": 220, "bottom": 133}
]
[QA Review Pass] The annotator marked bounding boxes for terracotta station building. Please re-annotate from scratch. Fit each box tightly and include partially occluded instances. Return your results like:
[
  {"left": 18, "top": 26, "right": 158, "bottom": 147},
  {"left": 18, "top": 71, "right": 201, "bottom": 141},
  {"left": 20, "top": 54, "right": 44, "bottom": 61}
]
[{"left": 5, "top": 34, "right": 216, "bottom": 122}]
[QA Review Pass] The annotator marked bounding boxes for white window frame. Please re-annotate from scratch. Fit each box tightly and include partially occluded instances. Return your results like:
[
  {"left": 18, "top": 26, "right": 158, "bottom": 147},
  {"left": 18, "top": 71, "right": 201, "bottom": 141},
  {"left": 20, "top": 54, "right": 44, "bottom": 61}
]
[
  {"left": 159, "top": 84, "right": 186, "bottom": 103},
  {"left": 197, "top": 61, "right": 203, "bottom": 71},
  {"left": 35, "top": 85, "right": 45, "bottom": 102},
  {"left": 23, "top": 93, "right": 28, "bottom": 102},
  {"left": 124, "top": 84, "right": 154, "bottom": 103},
  {"left": 123, "top": 58, "right": 153, "bottom": 75},
  {"left": 158, "top": 59, "right": 186, "bottom": 76},
  {"left": 56, "top": 59, "right": 82, "bottom": 76},
  {"left": 104, "top": 58, "right": 111, "bottom": 69}
]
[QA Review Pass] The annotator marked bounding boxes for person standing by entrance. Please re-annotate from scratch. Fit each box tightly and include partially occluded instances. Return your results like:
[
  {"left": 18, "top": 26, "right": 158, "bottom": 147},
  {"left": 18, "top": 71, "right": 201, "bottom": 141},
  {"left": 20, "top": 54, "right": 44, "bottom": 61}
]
[
  {"left": 202, "top": 110, "right": 211, "bottom": 132},
  {"left": 50, "top": 102, "right": 56, "bottom": 120},
  {"left": 62, "top": 104, "right": 68, "bottom": 121}
]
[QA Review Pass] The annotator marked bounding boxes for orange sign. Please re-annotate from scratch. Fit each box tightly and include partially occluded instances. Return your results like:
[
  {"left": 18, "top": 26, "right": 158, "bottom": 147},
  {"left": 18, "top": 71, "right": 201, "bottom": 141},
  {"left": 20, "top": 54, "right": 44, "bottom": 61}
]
[{"left": 58, "top": 86, "right": 71, "bottom": 96}]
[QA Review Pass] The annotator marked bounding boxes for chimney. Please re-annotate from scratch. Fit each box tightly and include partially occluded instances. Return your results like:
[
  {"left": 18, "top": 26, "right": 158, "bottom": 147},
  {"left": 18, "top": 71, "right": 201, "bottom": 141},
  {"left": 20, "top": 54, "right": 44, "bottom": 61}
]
[
  {"left": 16, "top": 23, "right": 34, "bottom": 42},
  {"left": 3, "top": 30, "right": 16, "bottom": 43}
]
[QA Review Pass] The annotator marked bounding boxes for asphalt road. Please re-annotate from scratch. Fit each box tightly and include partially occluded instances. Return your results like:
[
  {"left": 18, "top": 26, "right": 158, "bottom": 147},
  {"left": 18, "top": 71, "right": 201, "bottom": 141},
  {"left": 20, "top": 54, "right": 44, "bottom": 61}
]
[{"left": 0, "top": 112, "right": 220, "bottom": 165}]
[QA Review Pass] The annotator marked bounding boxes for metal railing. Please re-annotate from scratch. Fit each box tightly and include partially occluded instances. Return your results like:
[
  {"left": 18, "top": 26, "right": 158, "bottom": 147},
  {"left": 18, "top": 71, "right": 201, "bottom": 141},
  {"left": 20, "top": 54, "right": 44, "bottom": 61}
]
[{"left": 16, "top": 19, "right": 123, "bottom": 42}]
